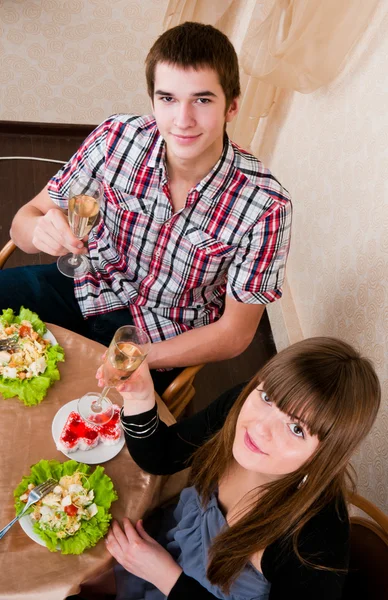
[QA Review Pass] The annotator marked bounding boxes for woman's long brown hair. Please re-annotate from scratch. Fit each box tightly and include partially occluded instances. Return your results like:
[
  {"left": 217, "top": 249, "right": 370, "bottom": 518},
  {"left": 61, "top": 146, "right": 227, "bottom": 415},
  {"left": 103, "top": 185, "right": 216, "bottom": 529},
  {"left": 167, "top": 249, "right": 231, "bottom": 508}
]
[{"left": 190, "top": 337, "right": 381, "bottom": 592}]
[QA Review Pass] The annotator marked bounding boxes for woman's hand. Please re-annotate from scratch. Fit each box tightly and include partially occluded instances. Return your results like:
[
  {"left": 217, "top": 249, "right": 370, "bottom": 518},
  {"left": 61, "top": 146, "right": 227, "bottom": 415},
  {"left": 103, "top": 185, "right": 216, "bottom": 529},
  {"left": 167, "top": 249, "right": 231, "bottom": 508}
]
[
  {"left": 105, "top": 518, "right": 182, "bottom": 596},
  {"left": 96, "top": 358, "right": 156, "bottom": 416}
]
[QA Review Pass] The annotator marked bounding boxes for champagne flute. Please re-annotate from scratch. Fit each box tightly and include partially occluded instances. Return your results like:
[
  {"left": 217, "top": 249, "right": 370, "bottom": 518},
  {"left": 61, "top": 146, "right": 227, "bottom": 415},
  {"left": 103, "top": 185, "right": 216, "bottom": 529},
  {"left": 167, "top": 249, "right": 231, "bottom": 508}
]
[
  {"left": 77, "top": 325, "right": 151, "bottom": 425},
  {"left": 57, "top": 175, "right": 103, "bottom": 278}
]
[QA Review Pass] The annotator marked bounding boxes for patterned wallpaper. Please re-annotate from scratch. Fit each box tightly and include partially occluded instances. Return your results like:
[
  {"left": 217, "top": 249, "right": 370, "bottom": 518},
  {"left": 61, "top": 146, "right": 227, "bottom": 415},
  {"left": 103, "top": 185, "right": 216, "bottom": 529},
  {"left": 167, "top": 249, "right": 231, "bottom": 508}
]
[
  {"left": 0, "top": 0, "right": 169, "bottom": 124},
  {"left": 267, "top": 3, "right": 388, "bottom": 512}
]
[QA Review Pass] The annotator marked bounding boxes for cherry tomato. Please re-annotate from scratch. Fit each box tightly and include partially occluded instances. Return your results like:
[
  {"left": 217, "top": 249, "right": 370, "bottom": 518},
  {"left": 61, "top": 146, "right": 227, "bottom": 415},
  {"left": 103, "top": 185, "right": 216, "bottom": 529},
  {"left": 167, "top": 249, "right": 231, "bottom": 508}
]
[
  {"left": 19, "top": 325, "right": 30, "bottom": 338},
  {"left": 64, "top": 504, "right": 78, "bottom": 517}
]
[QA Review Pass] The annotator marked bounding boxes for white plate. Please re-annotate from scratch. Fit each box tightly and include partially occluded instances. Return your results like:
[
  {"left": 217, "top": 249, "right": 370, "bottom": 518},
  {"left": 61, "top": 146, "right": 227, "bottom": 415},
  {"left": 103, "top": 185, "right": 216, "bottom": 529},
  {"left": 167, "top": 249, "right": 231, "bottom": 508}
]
[
  {"left": 52, "top": 399, "right": 125, "bottom": 465},
  {"left": 17, "top": 329, "right": 59, "bottom": 547},
  {"left": 19, "top": 513, "right": 48, "bottom": 547},
  {"left": 44, "top": 328, "right": 57, "bottom": 346}
]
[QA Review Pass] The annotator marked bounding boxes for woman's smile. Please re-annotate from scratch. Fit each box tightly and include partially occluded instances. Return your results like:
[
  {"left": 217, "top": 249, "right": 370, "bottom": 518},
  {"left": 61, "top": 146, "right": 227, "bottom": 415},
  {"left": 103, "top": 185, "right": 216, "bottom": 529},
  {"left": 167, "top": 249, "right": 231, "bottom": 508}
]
[{"left": 244, "top": 430, "right": 268, "bottom": 455}]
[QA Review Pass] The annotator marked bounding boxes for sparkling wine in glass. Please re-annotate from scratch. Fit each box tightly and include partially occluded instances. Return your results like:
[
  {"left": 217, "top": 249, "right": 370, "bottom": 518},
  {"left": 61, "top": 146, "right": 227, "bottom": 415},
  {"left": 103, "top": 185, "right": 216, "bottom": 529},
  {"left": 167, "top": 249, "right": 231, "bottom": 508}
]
[
  {"left": 77, "top": 325, "right": 151, "bottom": 425},
  {"left": 57, "top": 176, "right": 103, "bottom": 278}
]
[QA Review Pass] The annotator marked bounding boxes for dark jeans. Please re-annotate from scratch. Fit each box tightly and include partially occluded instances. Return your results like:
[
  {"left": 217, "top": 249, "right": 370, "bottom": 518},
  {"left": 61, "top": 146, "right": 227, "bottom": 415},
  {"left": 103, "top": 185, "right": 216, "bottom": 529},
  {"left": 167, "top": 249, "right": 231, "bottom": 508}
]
[{"left": 0, "top": 263, "right": 181, "bottom": 394}]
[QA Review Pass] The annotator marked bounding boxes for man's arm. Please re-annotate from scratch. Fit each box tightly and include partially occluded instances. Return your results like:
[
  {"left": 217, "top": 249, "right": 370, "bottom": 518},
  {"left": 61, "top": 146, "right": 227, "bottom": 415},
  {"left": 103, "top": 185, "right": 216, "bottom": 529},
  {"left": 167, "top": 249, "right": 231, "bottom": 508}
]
[
  {"left": 147, "top": 294, "right": 265, "bottom": 369},
  {"left": 10, "top": 185, "right": 87, "bottom": 256}
]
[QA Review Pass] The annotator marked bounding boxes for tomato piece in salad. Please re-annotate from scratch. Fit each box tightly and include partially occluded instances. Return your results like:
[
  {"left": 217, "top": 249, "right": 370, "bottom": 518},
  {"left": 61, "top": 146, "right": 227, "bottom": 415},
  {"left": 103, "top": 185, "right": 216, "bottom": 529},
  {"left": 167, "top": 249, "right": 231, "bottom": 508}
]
[
  {"left": 64, "top": 504, "right": 78, "bottom": 517},
  {"left": 19, "top": 325, "right": 31, "bottom": 338}
]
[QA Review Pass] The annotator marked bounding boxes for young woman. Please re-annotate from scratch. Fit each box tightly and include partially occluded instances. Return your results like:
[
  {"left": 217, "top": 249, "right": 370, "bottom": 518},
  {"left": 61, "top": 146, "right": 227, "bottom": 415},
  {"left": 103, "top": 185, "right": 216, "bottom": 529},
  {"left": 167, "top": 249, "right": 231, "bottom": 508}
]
[{"left": 101, "top": 337, "right": 381, "bottom": 600}]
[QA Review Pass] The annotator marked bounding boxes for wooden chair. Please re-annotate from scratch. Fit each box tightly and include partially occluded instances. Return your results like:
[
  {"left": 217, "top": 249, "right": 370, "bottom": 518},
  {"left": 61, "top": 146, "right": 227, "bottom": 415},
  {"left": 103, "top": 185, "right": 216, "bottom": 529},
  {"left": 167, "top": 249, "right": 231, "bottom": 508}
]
[
  {"left": 0, "top": 239, "right": 16, "bottom": 269},
  {"left": 162, "top": 363, "right": 205, "bottom": 419},
  {"left": 343, "top": 492, "right": 388, "bottom": 599}
]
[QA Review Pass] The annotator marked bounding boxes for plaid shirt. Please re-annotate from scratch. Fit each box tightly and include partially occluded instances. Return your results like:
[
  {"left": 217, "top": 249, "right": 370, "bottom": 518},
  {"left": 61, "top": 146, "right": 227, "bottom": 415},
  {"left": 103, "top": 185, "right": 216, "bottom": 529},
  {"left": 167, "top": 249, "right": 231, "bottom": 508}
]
[{"left": 48, "top": 114, "right": 292, "bottom": 343}]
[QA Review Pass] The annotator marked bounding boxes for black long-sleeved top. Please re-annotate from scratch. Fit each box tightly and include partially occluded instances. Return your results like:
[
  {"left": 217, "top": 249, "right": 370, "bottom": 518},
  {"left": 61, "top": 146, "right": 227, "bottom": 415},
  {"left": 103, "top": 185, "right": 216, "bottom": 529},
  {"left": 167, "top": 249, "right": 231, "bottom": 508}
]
[{"left": 123, "top": 385, "right": 349, "bottom": 599}]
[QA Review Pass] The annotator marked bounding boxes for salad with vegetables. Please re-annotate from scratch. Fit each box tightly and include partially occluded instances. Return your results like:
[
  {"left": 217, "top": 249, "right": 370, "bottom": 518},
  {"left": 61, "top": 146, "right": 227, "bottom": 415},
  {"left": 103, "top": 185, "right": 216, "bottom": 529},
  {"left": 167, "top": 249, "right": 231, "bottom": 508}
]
[
  {"left": 14, "top": 459, "right": 118, "bottom": 554},
  {"left": 0, "top": 307, "right": 64, "bottom": 406},
  {"left": 0, "top": 320, "right": 49, "bottom": 380},
  {"left": 22, "top": 472, "right": 98, "bottom": 539}
]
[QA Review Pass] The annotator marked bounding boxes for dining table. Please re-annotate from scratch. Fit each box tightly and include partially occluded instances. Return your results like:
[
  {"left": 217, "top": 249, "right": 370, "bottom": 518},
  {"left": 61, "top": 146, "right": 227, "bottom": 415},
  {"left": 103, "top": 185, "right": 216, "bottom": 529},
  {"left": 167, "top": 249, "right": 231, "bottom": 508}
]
[{"left": 0, "top": 324, "right": 188, "bottom": 600}]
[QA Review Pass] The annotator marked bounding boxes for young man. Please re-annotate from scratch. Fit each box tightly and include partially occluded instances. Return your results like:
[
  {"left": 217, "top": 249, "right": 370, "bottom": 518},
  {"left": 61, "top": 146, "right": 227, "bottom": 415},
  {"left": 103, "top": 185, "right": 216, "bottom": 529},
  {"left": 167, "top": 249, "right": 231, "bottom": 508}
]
[{"left": 5, "top": 22, "right": 292, "bottom": 393}]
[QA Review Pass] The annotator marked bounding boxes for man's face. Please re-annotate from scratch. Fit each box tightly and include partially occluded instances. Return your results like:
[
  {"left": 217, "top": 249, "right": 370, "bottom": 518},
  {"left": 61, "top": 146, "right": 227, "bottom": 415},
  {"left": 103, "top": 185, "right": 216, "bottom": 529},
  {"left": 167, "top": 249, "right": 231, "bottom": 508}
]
[{"left": 152, "top": 62, "right": 238, "bottom": 169}]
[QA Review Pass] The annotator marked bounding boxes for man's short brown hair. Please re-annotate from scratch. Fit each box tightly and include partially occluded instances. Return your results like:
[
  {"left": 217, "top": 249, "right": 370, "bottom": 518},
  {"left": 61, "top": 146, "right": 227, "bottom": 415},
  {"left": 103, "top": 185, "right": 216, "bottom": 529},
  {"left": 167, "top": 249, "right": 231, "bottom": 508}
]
[{"left": 145, "top": 22, "right": 241, "bottom": 108}]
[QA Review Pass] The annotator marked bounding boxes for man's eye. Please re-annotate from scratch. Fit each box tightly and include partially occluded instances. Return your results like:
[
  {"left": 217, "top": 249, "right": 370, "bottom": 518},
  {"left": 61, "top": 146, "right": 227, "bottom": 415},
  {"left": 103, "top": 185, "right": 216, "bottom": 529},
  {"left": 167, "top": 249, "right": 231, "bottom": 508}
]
[
  {"left": 160, "top": 96, "right": 174, "bottom": 103},
  {"left": 196, "top": 98, "right": 211, "bottom": 104},
  {"left": 260, "top": 391, "right": 271, "bottom": 404},
  {"left": 289, "top": 423, "right": 305, "bottom": 439}
]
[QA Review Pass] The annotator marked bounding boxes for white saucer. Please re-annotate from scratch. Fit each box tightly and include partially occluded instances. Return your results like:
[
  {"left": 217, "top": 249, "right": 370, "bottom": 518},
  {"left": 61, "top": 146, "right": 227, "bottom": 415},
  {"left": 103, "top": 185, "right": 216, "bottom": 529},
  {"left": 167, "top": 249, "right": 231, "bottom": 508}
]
[{"left": 51, "top": 399, "right": 125, "bottom": 465}]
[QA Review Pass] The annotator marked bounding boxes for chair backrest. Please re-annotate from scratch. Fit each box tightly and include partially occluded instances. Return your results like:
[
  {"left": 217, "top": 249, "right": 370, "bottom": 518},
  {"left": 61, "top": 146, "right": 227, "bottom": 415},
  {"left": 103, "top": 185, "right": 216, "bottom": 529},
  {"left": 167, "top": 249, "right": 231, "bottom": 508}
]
[
  {"left": 342, "top": 492, "right": 388, "bottom": 600},
  {"left": 0, "top": 240, "right": 16, "bottom": 269},
  {"left": 162, "top": 364, "right": 204, "bottom": 419},
  {"left": 0, "top": 156, "right": 65, "bottom": 269}
]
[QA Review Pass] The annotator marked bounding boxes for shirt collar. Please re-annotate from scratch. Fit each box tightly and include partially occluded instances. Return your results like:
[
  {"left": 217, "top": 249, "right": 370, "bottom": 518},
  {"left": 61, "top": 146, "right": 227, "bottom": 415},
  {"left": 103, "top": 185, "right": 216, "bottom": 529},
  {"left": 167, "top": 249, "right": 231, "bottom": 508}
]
[
  {"left": 194, "top": 136, "right": 236, "bottom": 202},
  {"left": 146, "top": 129, "right": 164, "bottom": 166},
  {"left": 146, "top": 120, "right": 236, "bottom": 199}
]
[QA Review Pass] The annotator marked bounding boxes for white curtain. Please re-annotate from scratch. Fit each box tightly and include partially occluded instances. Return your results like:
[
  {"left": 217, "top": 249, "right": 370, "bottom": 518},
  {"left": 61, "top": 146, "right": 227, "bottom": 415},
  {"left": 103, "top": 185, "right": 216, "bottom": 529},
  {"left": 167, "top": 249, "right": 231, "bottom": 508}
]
[{"left": 163, "top": 0, "right": 380, "bottom": 153}]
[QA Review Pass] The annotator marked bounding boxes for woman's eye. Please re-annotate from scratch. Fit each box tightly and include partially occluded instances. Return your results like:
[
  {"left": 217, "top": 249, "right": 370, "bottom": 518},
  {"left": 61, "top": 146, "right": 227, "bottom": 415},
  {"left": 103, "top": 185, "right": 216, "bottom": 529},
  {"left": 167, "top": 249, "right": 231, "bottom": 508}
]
[
  {"left": 289, "top": 423, "right": 305, "bottom": 439},
  {"left": 260, "top": 391, "right": 271, "bottom": 404}
]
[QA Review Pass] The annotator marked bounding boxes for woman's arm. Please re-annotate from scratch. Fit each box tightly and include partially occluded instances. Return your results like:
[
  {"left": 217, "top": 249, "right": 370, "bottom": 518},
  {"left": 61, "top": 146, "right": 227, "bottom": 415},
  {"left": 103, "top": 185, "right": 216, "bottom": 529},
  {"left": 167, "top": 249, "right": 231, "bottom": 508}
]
[{"left": 168, "top": 573, "right": 220, "bottom": 599}]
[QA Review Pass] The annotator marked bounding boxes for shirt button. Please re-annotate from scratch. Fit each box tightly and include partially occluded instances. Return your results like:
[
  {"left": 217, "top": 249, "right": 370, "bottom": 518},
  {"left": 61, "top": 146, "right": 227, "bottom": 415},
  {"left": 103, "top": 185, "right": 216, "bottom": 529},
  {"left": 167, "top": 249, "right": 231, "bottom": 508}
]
[
  {"left": 164, "top": 221, "right": 171, "bottom": 228},
  {"left": 148, "top": 274, "right": 154, "bottom": 281},
  {"left": 155, "top": 250, "right": 161, "bottom": 257}
]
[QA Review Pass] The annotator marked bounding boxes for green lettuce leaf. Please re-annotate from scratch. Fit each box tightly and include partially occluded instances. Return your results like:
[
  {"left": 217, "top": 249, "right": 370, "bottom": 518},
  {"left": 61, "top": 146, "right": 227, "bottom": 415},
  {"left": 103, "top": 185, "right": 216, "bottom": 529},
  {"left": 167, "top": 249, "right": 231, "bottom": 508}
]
[
  {"left": 17, "top": 307, "right": 47, "bottom": 337},
  {"left": 0, "top": 307, "right": 47, "bottom": 337},
  {"left": 0, "top": 307, "right": 64, "bottom": 406},
  {"left": 14, "top": 459, "right": 118, "bottom": 554},
  {"left": 0, "top": 308, "right": 15, "bottom": 327}
]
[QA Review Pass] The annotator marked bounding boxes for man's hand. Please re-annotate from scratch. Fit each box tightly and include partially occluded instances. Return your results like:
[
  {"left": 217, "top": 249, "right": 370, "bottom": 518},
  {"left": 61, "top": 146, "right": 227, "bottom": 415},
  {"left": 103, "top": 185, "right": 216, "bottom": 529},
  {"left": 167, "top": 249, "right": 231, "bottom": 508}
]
[
  {"left": 32, "top": 208, "right": 87, "bottom": 256},
  {"left": 10, "top": 185, "right": 88, "bottom": 255},
  {"left": 105, "top": 518, "right": 182, "bottom": 596}
]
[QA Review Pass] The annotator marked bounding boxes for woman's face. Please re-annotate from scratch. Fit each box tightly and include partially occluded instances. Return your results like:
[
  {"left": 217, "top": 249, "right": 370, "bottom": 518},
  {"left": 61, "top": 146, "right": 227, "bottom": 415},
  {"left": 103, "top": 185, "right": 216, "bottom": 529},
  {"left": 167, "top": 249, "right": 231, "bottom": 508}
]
[{"left": 232, "top": 384, "right": 319, "bottom": 479}]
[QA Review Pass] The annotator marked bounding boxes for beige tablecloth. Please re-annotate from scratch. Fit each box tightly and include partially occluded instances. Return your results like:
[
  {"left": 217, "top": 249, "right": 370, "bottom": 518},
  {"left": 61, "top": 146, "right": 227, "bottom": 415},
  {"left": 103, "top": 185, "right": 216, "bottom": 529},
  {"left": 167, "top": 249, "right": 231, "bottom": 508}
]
[{"left": 0, "top": 324, "right": 186, "bottom": 600}]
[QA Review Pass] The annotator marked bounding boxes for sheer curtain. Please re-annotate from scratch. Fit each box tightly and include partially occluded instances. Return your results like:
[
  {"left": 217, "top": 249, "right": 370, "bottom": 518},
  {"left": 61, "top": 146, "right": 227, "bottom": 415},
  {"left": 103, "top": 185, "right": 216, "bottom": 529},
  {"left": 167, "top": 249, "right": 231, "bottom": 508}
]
[{"left": 163, "top": 0, "right": 380, "bottom": 155}]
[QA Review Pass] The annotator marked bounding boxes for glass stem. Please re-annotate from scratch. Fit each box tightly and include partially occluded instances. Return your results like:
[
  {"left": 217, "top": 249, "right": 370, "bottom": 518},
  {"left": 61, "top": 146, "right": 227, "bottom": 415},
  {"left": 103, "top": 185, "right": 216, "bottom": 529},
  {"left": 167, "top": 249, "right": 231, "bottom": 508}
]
[
  {"left": 97, "top": 386, "right": 110, "bottom": 407},
  {"left": 68, "top": 252, "right": 79, "bottom": 266}
]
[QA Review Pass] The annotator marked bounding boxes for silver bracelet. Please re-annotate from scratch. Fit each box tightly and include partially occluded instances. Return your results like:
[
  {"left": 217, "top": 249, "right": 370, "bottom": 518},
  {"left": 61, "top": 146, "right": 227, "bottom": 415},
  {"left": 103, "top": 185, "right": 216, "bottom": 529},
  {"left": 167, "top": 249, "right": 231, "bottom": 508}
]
[
  {"left": 120, "top": 406, "right": 157, "bottom": 427},
  {"left": 120, "top": 407, "right": 159, "bottom": 438}
]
